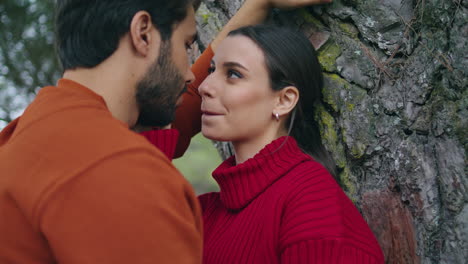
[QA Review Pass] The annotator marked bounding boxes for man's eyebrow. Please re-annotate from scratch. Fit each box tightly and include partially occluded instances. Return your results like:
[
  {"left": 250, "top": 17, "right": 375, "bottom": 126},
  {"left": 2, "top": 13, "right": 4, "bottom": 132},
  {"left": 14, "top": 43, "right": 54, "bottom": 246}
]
[{"left": 189, "top": 33, "right": 199, "bottom": 44}]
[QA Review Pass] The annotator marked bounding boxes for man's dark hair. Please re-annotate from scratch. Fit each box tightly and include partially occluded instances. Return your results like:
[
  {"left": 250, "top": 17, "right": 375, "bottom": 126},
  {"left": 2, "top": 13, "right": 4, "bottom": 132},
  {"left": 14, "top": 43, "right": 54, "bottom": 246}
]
[{"left": 55, "top": 0, "right": 201, "bottom": 71}]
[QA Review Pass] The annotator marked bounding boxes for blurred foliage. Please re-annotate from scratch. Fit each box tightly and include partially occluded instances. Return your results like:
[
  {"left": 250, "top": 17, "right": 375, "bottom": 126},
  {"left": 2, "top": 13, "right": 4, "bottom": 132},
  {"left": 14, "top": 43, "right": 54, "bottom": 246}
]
[
  {"left": 0, "top": 0, "right": 60, "bottom": 124},
  {"left": 174, "top": 133, "right": 221, "bottom": 194},
  {"left": 0, "top": 0, "right": 221, "bottom": 194}
]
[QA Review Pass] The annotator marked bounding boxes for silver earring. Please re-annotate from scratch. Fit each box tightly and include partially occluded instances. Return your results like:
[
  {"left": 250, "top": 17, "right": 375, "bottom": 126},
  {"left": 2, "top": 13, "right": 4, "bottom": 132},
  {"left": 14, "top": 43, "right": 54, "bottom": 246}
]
[{"left": 274, "top": 112, "right": 280, "bottom": 121}]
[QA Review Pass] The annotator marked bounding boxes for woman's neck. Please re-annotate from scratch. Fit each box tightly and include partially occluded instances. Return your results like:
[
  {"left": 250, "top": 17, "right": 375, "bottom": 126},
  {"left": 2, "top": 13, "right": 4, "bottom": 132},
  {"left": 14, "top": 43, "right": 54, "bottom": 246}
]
[{"left": 232, "top": 129, "right": 288, "bottom": 164}]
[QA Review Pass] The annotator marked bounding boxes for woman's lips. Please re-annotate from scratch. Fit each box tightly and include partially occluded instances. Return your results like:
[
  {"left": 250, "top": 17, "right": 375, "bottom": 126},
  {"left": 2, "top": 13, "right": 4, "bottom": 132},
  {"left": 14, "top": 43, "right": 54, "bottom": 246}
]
[
  {"left": 201, "top": 110, "right": 223, "bottom": 116},
  {"left": 201, "top": 109, "right": 221, "bottom": 116}
]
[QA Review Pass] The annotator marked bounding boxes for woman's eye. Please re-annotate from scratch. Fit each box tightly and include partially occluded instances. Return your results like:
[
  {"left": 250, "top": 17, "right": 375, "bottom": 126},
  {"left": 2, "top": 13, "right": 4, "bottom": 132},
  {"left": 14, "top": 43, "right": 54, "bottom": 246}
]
[
  {"left": 208, "top": 66, "right": 215, "bottom": 74},
  {"left": 227, "top": 69, "right": 242, "bottom": 79}
]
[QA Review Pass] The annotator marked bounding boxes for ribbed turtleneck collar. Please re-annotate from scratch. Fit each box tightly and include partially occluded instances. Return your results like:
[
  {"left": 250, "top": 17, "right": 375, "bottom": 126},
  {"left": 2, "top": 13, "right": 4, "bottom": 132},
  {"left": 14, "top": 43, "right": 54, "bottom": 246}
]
[{"left": 212, "top": 136, "right": 311, "bottom": 210}]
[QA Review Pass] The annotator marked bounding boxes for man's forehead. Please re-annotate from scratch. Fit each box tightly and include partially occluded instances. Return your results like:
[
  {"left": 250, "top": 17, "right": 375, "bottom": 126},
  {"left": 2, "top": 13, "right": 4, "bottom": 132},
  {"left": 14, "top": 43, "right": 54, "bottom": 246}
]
[
  {"left": 190, "top": 32, "right": 199, "bottom": 42},
  {"left": 187, "top": 7, "right": 197, "bottom": 31},
  {"left": 176, "top": 6, "right": 197, "bottom": 35}
]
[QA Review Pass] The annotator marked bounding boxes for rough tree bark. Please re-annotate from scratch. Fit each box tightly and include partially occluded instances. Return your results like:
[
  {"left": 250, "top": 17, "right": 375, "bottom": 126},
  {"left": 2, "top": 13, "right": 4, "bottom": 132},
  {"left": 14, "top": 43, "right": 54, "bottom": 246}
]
[{"left": 192, "top": 0, "right": 467, "bottom": 263}]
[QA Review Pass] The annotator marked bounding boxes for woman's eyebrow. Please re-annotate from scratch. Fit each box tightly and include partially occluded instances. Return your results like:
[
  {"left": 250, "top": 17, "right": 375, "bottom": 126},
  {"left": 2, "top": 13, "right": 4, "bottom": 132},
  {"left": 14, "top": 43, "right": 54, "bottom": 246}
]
[
  {"left": 222, "top": 61, "right": 249, "bottom": 71},
  {"left": 210, "top": 60, "right": 249, "bottom": 72}
]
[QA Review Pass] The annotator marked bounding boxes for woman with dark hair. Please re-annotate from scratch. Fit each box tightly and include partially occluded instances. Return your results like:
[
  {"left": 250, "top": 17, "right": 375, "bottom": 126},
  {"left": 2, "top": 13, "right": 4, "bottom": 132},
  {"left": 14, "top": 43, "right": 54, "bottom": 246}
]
[
  {"left": 194, "top": 25, "right": 384, "bottom": 263},
  {"left": 139, "top": 1, "right": 384, "bottom": 263},
  {"left": 144, "top": 23, "right": 384, "bottom": 262}
]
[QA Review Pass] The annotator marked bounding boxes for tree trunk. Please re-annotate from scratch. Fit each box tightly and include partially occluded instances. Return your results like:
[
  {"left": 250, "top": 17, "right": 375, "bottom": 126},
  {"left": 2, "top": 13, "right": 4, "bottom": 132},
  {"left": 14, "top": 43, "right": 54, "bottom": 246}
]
[{"left": 194, "top": 0, "right": 467, "bottom": 263}]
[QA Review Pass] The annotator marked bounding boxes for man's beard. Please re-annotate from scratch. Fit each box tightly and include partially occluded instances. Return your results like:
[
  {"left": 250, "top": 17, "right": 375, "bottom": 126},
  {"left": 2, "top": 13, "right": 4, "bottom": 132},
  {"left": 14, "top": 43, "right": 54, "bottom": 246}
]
[{"left": 135, "top": 40, "right": 185, "bottom": 127}]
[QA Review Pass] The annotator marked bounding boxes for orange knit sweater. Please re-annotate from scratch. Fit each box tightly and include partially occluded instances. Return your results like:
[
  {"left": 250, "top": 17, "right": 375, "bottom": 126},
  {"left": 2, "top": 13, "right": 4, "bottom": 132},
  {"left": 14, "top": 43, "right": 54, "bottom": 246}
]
[{"left": 0, "top": 46, "right": 214, "bottom": 264}]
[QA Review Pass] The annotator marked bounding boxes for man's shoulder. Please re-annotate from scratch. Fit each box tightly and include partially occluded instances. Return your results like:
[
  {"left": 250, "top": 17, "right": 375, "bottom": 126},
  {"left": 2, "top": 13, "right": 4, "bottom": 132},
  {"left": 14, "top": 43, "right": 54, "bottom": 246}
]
[
  {"left": 16, "top": 103, "right": 170, "bottom": 183},
  {"left": 15, "top": 83, "right": 157, "bottom": 157},
  {"left": 2, "top": 91, "right": 175, "bottom": 224}
]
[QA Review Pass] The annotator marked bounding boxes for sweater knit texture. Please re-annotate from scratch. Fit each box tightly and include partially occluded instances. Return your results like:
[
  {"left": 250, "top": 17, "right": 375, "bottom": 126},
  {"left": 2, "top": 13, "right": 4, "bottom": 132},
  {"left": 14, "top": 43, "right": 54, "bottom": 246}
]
[{"left": 199, "top": 136, "right": 385, "bottom": 264}]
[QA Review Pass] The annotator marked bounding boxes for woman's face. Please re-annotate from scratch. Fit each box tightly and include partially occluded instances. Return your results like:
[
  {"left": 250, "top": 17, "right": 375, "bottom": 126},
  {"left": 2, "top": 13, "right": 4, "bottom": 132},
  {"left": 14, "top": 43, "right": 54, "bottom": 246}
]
[{"left": 199, "top": 35, "right": 279, "bottom": 143}]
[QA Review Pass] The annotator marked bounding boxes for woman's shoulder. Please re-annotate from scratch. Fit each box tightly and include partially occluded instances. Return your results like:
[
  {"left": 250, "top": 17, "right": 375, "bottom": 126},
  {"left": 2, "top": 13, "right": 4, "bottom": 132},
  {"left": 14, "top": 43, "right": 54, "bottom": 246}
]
[
  {"left": 279, "top": 160, "right": 383, "bottom": 260},
  {"left": 198, "top": 192, "right": 221, "bottom": 213},
  {"left": 269, "top": 159, "right": 343, "bottom": 212},
  {"left": 283, "top": 159, "right": 343, "bottom": 205},
  {"left": 284, "top": 159, "right": 341, "bottom": 193},
  {"left": 279, "top": 160, "right": 352, "bottom": 235}
]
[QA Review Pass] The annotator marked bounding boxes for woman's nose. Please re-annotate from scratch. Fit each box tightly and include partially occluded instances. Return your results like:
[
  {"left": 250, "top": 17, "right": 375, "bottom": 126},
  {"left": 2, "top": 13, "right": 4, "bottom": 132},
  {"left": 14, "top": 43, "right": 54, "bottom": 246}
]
[{"left": 198, "top": 74, "right": 215, "bottom": 98}]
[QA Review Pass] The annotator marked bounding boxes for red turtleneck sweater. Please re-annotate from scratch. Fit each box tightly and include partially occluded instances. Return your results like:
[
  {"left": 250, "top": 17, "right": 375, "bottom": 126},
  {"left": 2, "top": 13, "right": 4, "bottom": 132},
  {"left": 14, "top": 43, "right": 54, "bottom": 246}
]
[
  {"left": 140, "top": 46, "right": 384, "bottom": 263},
  {"left": 198, "top": 137, "right": 384, "bottom": 264}
]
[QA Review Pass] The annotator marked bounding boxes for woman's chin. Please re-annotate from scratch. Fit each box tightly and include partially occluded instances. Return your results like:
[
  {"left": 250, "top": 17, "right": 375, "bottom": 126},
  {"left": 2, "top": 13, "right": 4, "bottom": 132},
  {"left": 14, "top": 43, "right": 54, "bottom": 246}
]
[{"left": 201, "top": 130, "right": 229, "bottom": 142}]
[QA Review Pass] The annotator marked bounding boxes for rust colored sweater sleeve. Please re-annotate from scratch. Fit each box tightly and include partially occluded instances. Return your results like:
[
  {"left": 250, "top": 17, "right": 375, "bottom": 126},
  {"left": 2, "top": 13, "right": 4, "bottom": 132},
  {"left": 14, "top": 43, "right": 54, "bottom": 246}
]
[
  {"left": 39, "top": 150, "right": 202, "bottom": 264},
  {"left": 173, "top": 45, "right": 214, "bottom": 158}
]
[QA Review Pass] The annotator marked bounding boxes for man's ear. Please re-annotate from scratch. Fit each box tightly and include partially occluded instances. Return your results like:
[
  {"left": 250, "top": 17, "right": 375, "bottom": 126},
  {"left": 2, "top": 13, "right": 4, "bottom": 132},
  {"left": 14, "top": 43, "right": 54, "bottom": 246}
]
[
  {"left": 274, "top": 86, "right": 299, "bottom": 117},
  {"left": 129, "top": 11, "right": 161, "bottom": 57}
]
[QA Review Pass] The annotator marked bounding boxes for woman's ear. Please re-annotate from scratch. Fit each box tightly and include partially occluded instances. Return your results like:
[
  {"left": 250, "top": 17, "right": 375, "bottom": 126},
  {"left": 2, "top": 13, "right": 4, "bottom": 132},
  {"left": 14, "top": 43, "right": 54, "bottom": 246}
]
[
  {"left": 129, "top": 11, "right": 160, "bottom": 57},
  {"left": 274, "top": 86, "right": 299, "bottom": 117}
]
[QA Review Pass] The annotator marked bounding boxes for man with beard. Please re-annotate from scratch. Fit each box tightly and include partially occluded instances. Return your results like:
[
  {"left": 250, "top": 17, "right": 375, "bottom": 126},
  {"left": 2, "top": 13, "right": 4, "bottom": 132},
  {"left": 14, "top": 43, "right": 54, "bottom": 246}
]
[
  {"left": 136, "top": 39, "right": 186, "bottom": 128},
  {"left": 0, "top": 0, "right": 331, "bottom": 263}
]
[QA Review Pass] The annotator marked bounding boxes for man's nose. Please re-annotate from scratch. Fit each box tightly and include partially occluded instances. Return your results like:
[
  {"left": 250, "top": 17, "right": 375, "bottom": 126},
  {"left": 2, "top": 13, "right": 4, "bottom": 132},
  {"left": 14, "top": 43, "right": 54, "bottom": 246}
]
[{"left": 185, "top": 69, "right": 195, "bottom": 85}]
